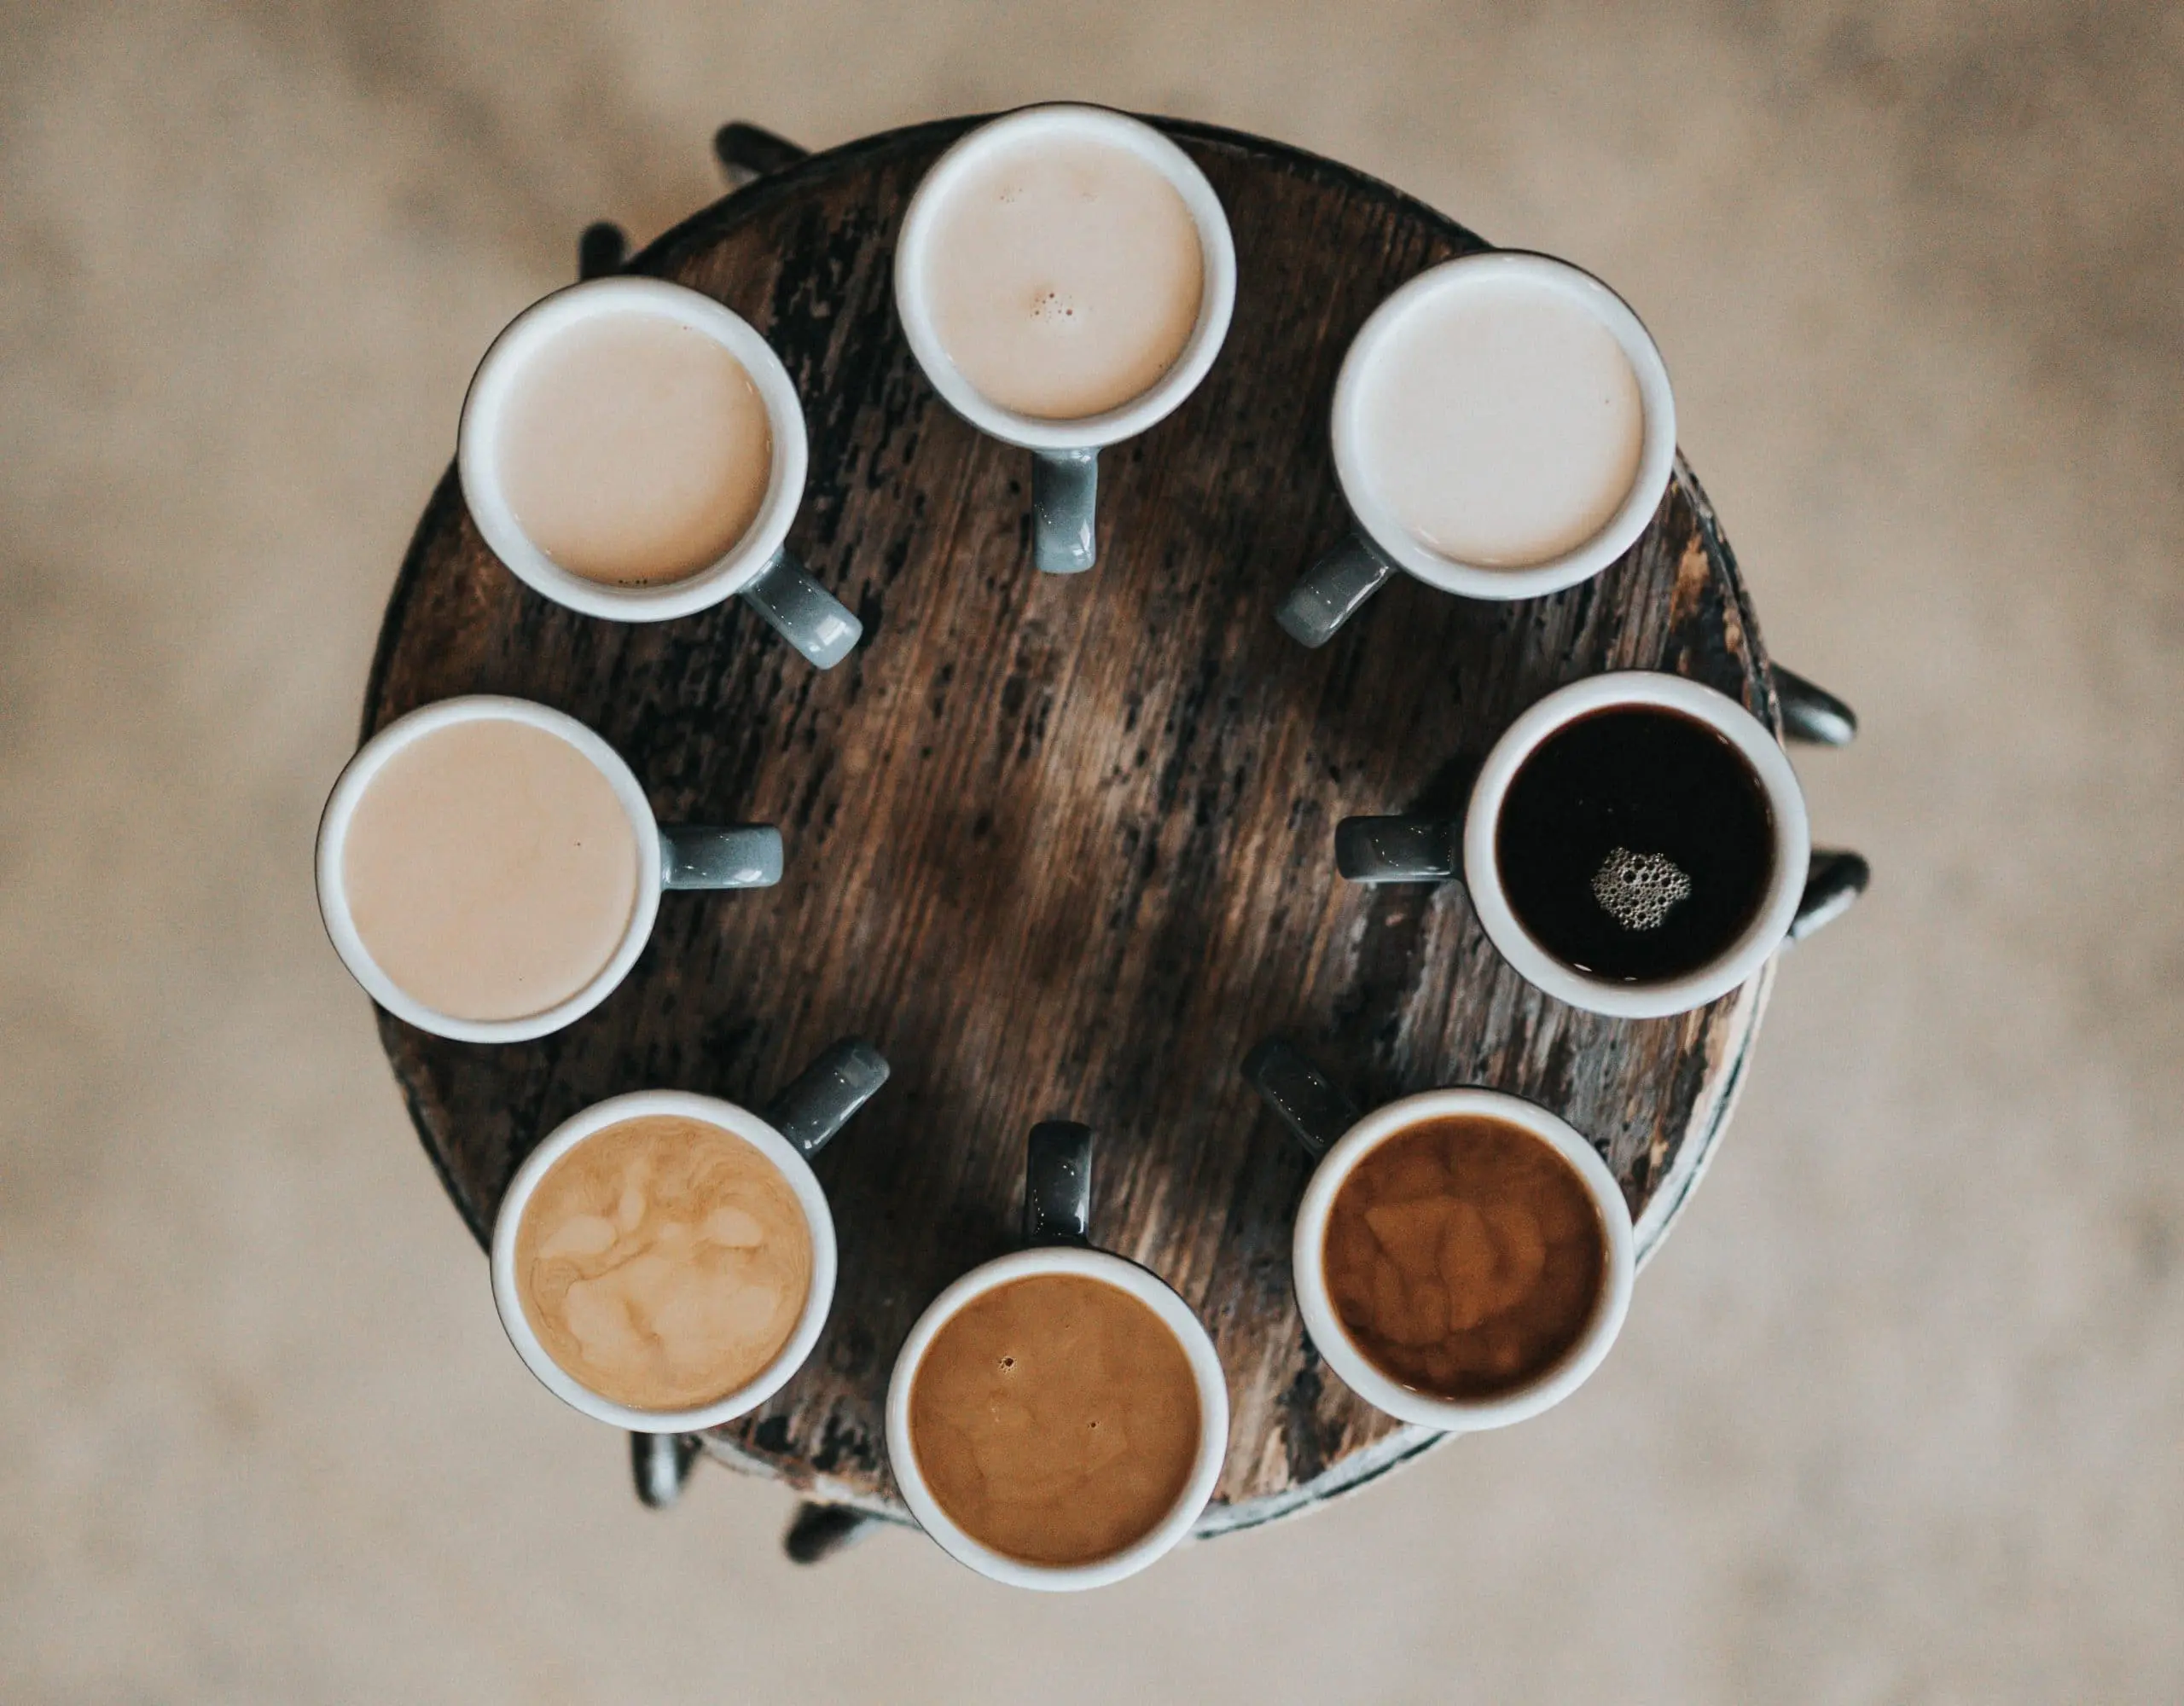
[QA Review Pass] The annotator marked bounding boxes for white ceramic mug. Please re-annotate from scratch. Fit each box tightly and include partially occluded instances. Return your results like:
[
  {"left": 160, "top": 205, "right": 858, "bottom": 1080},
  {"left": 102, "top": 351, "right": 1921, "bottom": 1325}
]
[
  {"left": 893, "top": 104, "right": 1237, "bottom": 575},
  {"left": 491, "top": 1042, "right": 887, "bottom": 1432},
  {"left": 1277, "top": 252, "right": 1676, "bottom": 647},
  {"left": 458, "top": 276, "right": 862, "bottom": 667},
  {"left": 1336, "top": 671, "right": 1811, "bottom": 1019},
  {"left": 316, "top": 694, "right": 781, "bottom": 1043},
  {"left": 885, "top": 1122, "right": 1230, "bottom": 1591},
  {"left": 1242, "top": 1042, "right": 1635, "bottom": 1432}
]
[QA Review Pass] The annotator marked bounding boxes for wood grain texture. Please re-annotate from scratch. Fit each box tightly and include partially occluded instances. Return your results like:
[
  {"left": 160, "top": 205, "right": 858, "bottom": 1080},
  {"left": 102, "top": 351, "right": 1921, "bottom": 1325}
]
[{"left": 363, "top": 117, "right": 1780, "bottom": 1532}]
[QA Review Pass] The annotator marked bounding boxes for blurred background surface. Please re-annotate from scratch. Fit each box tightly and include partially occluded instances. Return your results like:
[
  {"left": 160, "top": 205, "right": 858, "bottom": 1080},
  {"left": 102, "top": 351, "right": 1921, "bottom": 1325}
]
[{"left": 3, "top": 2, "right": 2180, "bottom": 1700}]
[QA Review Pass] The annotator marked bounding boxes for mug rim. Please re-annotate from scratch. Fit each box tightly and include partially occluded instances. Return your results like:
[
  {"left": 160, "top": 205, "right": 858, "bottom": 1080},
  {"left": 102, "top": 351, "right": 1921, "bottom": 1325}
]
[
  {"left": 456, "top": 276, "right": 809, "bottom": 623},
  {"left": 884, "top": 1245, "right": 1231, "bottom": 1592},
  {"left": 489, "top": 1088, "right": 839, "bottom": 1432},
  {"left": 1463, "top": 670, "right": 1811, "bottom": 1018},
  {"left": 1291, "top": 1087, "right": 1636, "bottom": 1431},
  {"left": 1330, "top": 251, "right": 1677, "bottom": 601},
  {"left": 314, "top": 694, "right": 663, "bottom": 1043},
  {"left": 892, "top": 102, "right": 1238, "bottom": 452}
]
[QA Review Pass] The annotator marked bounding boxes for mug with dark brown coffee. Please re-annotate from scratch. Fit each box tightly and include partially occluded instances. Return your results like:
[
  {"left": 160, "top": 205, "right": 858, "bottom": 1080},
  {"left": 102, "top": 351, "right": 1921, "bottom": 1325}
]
[
  {"left": 1242, "top": 1040, "right": 1635, "bottom": 1431},
  {"left": 1334, "top": 670, "right": 1830, "bottom": 1018},
  {"left": 885, "top": 1123, "right": 1230, "bottom": 1590}
]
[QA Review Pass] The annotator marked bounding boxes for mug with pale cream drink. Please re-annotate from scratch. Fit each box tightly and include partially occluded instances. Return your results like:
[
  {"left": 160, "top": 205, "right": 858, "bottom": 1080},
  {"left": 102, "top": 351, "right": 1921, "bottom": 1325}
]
[
  {"left": 459, "top": 277, "right": 863, "bottom": 668},
  {"left": 491, "top": 1039, "right": 889, "bottom": 1431},
  {"left": 1276, "top": 252, "right": 1677, "bottom": 647},
  {"left": 316, "top": 695, "right": 783, "bottom": 1043},
  {"left": 1242, "top": 1041, "right": 1635, "bottom": 1431},
  {"left": 886, "top": 1122, "right": 1229, "bottom": 1590},
  {"left": 894, "top": 105, "right": 1236, "bottom": 575}
]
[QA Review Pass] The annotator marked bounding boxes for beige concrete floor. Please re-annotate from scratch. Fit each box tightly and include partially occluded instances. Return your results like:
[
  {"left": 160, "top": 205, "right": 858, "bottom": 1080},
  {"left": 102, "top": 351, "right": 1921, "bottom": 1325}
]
[{"left": 3, "top": 2, "right": 2181, "bottom": 1700}]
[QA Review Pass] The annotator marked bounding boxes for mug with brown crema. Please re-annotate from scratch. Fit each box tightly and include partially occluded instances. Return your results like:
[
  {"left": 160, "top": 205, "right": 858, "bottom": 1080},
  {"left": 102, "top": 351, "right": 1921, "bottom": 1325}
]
[
  {"left": 317, "top": 695, "right": 784, "bottom": 1044},
  {"left": 490, "top": 1039, "right": 888, "bottom": 1431},
  {"left": 459, "top": 276, "right": 863, "bottom": 668},
  {"left": 886, "top": 1123, "right": 1230, "bottom": 1591},
  {"left": 1242, "top": 1041, "right": 1635, "bottom": 1431}
]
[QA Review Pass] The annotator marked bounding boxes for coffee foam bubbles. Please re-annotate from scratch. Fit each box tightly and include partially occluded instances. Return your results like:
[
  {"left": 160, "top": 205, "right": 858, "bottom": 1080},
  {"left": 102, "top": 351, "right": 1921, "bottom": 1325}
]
[
  {"left": 515, "top": 1115, "right": 812, "bottom": 1413},
  {"left": 1589, "top": 846, "right": 1693, "bottom": 932}
]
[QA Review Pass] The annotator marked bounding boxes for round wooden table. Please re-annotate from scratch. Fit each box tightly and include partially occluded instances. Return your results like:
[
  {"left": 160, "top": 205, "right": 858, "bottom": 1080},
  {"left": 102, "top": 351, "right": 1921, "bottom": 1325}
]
[{"left": 363, "top": 115, "right": 1850, "bottom": 1549}]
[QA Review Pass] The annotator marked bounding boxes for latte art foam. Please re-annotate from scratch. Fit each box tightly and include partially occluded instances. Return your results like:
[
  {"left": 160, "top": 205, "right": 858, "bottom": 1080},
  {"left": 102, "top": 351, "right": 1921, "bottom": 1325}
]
[{"left": 515, "top": 1115, "right": 813, "bottom": 1413}]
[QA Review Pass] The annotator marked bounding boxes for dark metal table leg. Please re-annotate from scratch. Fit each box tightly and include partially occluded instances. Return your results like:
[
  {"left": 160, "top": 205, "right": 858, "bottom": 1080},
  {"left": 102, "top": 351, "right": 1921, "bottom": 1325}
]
[
  {"left": 713, "top": 122, "right": 810, "bottom": 187},
  {"left": 783, "top": 1501, "right": 882, "bottom": 1564},
  {"left": 631, "top": 1432, "right": 700, "bottom": 1509},
  {"left": 578, "top": 220, "right": 627, "bottom": 281},
  {"left": 1774, "top": 665, "right": 1859, "bottom": 746}
]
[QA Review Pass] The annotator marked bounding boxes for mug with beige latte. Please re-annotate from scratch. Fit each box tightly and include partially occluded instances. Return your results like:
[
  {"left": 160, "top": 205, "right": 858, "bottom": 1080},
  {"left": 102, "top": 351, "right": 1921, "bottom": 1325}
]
[
  {"left": 1276, "top": 252, "right": 1677, "bottom": 647},
  {"left": 1242, "top": 1040, "right": 1635, "bottom": 1432},
  {"left": 491, "top": 1038, "right": 889, "bottom": 1432},
  {"left": 886, "top": 1122, "right": 1230, "bottom": 1590},
  {"left": 460, "top": 276, "right": 863, "bottom": 668},
  {"left": 316, "top": 695, "right": 782, "bottom": 1043},
  {"left": 894, "top": 104, "right": 1236, "bottom": 575}
]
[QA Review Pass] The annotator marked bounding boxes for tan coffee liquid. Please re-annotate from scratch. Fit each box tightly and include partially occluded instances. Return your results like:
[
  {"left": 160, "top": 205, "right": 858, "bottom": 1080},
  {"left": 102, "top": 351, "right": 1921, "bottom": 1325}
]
[
  {"left": 923, "top": 134, "right": 1205, "bottom": 420},
  {"left": 516, "top": 1115, "right": 813, "bottom": 1413},
  {"left": 497, "top": 310, "right": 773, "bottom": 586},
  {"left": 909, "top": 1273, "right": 1201, "bottom": 1566},
  {"left": 341, "top": 717, "right": 639, "bottom": 1022},
  {"left": 1322, "top": 1117, "right": 1606, "bottom": 1400},
  {"left": 1356, "top": 279, "right": 1645, "bottom": 568}
]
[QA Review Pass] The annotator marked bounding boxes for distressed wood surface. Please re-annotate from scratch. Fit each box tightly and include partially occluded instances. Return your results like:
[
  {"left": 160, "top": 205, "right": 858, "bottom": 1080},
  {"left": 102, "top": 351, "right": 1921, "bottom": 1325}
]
[{"left": 364, "top": 117, "right": 1780, "bottom": 1532}]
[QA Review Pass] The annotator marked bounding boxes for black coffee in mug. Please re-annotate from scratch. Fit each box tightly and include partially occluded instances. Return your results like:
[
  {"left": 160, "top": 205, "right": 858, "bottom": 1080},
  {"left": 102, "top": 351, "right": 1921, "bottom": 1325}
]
[{"left": 1495, "top": 705, "right": 1774, "bottom": 984}]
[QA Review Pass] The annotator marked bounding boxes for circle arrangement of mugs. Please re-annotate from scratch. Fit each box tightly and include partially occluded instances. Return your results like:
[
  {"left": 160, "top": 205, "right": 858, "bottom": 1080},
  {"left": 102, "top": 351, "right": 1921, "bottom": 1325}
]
[
  {"left": 322, "top": 111, "right": 1873, "bottom": 1584},
  {"left": 458, "top": 276, "right": 863, "bottom": 667},
  {"left": 491, "top": 1042, "right": 886, "bottom": 1431},
  {"left": 886, "top": 1123, "right": 1229, "bottom": 1590},
  {"left": 316, "top": 695, "right": 783, "bottom": 1043},
  {"left": 1244, "top": 1043, "right": 1635, "bottom": 1431},
  {"left": 1277, "top": 252, "right": 1677, "bottom": 647},
  {"left": 894, "top": 103, "right": 1238, "bottom": 575},
  {"left": 1335, "top": 671, "right": 1811, "bottom": 1018}
]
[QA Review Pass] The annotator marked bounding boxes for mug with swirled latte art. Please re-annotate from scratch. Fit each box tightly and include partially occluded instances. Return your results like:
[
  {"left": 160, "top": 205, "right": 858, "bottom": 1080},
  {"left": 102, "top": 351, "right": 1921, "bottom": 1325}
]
[{"left": 491, "top": 1044, "right": 887, "bottom": 1430}]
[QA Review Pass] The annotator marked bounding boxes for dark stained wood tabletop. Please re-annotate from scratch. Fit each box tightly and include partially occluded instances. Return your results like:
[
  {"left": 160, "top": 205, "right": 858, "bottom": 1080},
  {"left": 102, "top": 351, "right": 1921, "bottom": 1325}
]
[{"left": 363, "top": 116, "right": 1782, "bottom": 1534}]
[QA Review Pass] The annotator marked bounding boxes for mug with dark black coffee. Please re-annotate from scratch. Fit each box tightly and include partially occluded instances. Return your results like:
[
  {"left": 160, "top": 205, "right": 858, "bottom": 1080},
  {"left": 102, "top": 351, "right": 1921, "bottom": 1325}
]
[
  {"left": 1336, "top": 671, "right": 1818, "bottom": 1018},
  {"left": 885, "top": 1123, "right": 1230, "bottom": 1590},
  {"left": 1241, "top": 1040, "right": 1635, "bottom": 1430}
]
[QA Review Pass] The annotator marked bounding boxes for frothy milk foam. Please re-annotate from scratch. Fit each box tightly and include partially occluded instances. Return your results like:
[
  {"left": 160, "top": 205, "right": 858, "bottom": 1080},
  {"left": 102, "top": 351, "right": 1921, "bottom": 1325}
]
[
  {"left": 1356, "top": 278, "right": 1645, "bottom": 568},
  {"left": 497, "top": 310, "right": 773, "bottom": 586},
  {"left": 341, "top": 717, "right": 638, "bottom": 1023},
  {"left": 923, "top": 134, "right": 1204, "bottom": 420},
  {"left": 516, "top": 1115, "right": 813, "bottom": 1413}
]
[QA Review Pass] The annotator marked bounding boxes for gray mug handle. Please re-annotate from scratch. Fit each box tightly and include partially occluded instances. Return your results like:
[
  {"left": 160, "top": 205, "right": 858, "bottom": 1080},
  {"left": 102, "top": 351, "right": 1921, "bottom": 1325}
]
[
  {"left": 1024, "top": 1120, "right": 1093, "bottom": 1245},
  {"left": 1240, "top": 1041, "right": 1361, "bottom": 1160},
  {"left": 659, "top": 825, "right": 782, "bottom": 890},
  {"left": 1333, "top": 815, "right": 1461, "bottom": 885},
  {"left": 1276, "top": 529, "right": 1398, "bottom": 648},
  {"left": 1032, "top": 450, "right": 1098, "bottom": 575},
  {"left": 738, "top": 548, "right": 863, "bottom": 670},
  {"left": 762, "top": 1037, "right": 890, "bottom": 1157}
]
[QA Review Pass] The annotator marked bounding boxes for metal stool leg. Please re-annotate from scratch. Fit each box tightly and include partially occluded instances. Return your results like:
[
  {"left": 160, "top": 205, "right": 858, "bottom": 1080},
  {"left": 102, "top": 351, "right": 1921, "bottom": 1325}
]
[
  {"left": 578, "top": 221, "right": 627, "bottom": 281},
  {"left": 713, "top": 122, "right": 810, "bottom": 187},
  {"left": 783, "top": 1500, "right": 881, "bottom": 1564},
  {"left": 631, "top": 1432, "right": 700, "bottom": 1509},
  {"left": 1773, "top": 665, "right": 1859, "bottom": 746}
]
